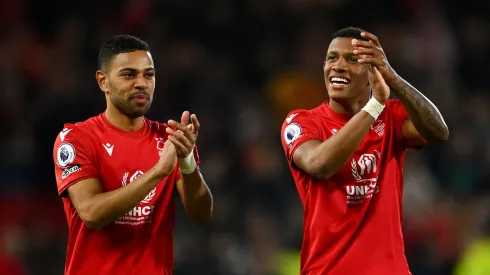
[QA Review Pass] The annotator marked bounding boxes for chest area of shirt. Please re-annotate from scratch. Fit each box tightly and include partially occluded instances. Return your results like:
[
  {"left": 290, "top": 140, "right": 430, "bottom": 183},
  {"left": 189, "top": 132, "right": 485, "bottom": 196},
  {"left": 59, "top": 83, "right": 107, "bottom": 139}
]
[
  {"left": 318, "top": 117, "right": 387, "bottom": 141},
  {"left": 99, "top": 132, "right": 164, "bottom": 160},
  {"left": 320, "top": 118, "right": 406, "bottom": 208},
  {"left": 319, "top": 118, "right": 389, "bottom": 187},
  {"left": 93, "top": 133, "right": 167, "bottom": 189}
]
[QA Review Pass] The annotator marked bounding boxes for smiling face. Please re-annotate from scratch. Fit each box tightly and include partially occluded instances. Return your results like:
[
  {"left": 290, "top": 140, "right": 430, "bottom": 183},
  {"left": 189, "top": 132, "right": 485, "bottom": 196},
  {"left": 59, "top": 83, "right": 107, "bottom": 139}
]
[
  {"left": 323, "top": 37, "right": 370, "bottom": 103},
  {"left": 96, "top": 50, "right": 156, "bottom": 119}
]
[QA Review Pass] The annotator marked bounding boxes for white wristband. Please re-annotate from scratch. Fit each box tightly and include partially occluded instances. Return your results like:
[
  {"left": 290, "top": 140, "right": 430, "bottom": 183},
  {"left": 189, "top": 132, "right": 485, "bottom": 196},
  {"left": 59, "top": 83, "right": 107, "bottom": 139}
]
[
  {"left": 362, "top": 97, "right": 385, "bottom": 119},
  {"left": 179, "top": 151, "right": 197, "bottom": 174}
]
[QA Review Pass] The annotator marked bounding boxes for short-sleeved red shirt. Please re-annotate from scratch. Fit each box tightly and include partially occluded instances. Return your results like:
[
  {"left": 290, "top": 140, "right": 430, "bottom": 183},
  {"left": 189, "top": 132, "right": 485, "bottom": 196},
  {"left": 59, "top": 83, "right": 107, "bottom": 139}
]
[
  {"left": 281, "top": 100, "right": 413, "bottom": 275},
  {"left": 53, "top": 113, "right": 200, "bottom": 275}
]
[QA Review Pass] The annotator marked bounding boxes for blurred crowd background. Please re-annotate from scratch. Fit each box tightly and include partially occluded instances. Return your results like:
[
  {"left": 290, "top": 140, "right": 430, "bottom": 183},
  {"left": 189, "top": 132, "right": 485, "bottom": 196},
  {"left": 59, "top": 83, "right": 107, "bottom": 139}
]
[{"left": 1, "top": 0, "right": 490, "bottom": 274}]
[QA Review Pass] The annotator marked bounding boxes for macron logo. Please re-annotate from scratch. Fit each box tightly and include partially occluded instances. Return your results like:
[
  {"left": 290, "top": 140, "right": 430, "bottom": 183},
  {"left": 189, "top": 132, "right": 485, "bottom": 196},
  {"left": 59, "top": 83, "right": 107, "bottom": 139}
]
[
  {"left": 286, "top": 113, "right": 298, "bottom": 123},
  {"left": 59, "top": 128, "right": 72, "bottom": 141},
  {"left": 103, "top": 143, "right": 114, "bottom": 156}
]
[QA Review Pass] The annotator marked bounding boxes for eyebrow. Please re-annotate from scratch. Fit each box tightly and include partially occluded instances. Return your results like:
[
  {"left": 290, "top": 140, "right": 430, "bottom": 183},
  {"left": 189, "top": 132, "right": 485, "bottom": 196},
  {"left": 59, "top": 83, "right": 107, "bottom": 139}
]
[
  {"left": 118, "top": 67, "right": 155, "bottom": 73},
  {"left": 328, "top": 50, "right": 356, "bottom": 54},
  {"left": 327, "top": 50, "right": 357, "bottom": 57}
]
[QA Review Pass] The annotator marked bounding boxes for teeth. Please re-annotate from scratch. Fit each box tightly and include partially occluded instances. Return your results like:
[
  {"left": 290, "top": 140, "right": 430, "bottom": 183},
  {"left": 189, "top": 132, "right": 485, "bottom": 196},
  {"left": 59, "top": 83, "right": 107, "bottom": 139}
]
[{"left": 331, "top": 77, "right": 349, "bottom": 84}]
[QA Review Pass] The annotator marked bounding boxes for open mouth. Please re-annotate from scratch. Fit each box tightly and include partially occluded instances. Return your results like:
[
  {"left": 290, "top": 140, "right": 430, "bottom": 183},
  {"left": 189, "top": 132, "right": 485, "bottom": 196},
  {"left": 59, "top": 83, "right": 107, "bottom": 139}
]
[{"left": 329, "top": 77, "right": 350, "bottom": 88}]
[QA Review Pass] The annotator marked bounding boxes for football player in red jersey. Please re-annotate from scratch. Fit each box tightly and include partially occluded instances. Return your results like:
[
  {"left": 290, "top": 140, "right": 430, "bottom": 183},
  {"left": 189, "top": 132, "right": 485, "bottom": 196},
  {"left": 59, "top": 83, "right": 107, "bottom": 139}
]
[
  {"left": 280, "top": 27, "right": 449, "bottom": 275},
  {"left": 52, "top": 35, "right": 213, "bottom": 275}
]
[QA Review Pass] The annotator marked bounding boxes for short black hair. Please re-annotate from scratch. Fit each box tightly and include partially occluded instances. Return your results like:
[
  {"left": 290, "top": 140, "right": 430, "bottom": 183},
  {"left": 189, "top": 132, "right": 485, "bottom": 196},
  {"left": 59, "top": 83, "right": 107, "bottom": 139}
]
[
  {"left": 98, "top": 35, "right": 151, "bottom": 70},
  {"left": 332, "top": 26, "right": 369, "bottom": 42}
]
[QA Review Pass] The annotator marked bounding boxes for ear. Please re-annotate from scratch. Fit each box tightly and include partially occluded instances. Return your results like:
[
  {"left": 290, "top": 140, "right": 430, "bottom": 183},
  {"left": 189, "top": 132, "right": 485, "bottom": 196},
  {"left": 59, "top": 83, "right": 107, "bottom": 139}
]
[{"left": 95, "top": 70, "right": 110, "bottom": 93}]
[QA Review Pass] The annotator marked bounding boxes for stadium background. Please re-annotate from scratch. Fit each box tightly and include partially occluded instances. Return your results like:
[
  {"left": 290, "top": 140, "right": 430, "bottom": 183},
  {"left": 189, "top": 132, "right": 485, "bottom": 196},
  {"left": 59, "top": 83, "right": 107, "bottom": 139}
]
[{"left": 1, "top": 0, "right": 490, "bottom": 274}]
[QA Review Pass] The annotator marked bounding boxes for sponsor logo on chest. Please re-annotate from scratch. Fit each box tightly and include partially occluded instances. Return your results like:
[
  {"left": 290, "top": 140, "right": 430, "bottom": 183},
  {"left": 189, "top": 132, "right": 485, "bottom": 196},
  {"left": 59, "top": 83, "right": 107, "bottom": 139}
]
[
  {"left": 109, "top": 136, "right": 166, "bottom": 226},
  {"left": 115, "top": 170, "right": 158, "bottom": 226},
  {"left": 345, "top": 150, "right": 381, "bottom": 205}
]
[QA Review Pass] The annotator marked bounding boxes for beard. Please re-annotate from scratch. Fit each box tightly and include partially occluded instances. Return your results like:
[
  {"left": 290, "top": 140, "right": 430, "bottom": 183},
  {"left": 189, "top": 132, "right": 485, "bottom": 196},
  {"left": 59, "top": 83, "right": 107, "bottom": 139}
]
[{"left": 109, "top": 90, "right": 152, "bottom": 119}]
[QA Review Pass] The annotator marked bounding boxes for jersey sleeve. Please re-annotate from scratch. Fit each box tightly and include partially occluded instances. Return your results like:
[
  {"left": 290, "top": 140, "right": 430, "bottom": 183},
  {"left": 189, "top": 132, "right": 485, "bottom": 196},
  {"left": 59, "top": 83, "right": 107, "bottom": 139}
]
[
  {"left": 53, "top": 125, "right": 99, "bottom": 196},
  {"left": 280, "top": 110, "right": 322, "bottom": 165},
  {"left": 389, "top": 99, "right": 421, "bottom": 150}
]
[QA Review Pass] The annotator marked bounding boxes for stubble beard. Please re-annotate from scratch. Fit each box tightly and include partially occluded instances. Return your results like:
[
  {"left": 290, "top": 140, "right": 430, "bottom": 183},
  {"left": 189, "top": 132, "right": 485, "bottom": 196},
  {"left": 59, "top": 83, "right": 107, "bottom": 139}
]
[{"left": 109, "top": 90, "right": 151, "bottom": 119}]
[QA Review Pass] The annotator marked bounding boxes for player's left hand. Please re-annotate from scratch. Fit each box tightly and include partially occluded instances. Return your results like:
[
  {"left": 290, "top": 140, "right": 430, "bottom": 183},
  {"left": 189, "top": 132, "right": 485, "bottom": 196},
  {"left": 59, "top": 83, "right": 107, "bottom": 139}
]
[
  {"left": 166, "top": 111, "right": 200, "bottom": 158},
  {"left": 352, "top": 32, "right": 397, "bottom": 85}
]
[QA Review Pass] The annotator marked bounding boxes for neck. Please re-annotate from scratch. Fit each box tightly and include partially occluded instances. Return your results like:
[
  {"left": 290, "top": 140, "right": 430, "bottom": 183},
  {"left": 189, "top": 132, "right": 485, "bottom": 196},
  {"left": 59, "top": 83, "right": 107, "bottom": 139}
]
[
  {"left": 105, "top": 104, "right": 144, "bottom": 132},
  {"left": 329, "top": 94, "right": 370, "bottom": 116}
]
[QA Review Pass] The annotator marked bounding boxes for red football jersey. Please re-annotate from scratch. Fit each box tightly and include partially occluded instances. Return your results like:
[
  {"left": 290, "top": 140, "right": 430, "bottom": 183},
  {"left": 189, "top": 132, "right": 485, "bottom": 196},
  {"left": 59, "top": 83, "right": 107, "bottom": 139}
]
[
  {"left": 281, "top": 100, "right": 415, "bottom": 275},
  {"left": 53, "top": 113, "right": 200, "bottom": 275}
]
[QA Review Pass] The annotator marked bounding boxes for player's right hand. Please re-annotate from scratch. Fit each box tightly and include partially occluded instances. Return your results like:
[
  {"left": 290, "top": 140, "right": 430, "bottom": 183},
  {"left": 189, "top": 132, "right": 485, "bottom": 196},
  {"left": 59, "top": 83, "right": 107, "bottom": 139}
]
[
  {"left": 368, "top": 65, "right": 390, "bottom": 105},
  {"left": 156, "top": 140, "right": 178, "bottom": 177}
]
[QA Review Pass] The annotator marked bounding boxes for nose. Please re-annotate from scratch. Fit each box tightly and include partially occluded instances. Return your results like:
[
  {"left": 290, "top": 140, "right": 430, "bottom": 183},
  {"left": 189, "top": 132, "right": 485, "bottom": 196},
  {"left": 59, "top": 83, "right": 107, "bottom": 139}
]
[
  {"left": 332, "top": 58, "right": 348, "bottom": 73},
  {"left": 134, "top": 76, "right": 149, "bottom": 90}
]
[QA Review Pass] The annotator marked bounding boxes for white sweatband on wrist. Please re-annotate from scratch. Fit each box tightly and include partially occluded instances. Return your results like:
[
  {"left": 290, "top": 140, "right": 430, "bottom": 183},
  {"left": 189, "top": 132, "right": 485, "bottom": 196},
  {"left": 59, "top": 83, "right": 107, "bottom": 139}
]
[
  {"left": 362, "top": 97, "right": 385, "bottom": 119},
  {"left": 179, "top": 151, "right": 197, "bottom": 174}
]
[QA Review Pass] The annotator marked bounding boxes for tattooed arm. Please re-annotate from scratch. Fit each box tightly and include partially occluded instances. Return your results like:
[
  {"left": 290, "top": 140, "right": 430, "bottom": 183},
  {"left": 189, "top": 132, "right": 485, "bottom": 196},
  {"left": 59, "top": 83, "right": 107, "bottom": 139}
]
[
  {"left": 353, "top": 31, "right": 449, "bottom": 145},
  {"left": 389, "top": 74, "right": 449, "bottom": 144}
]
